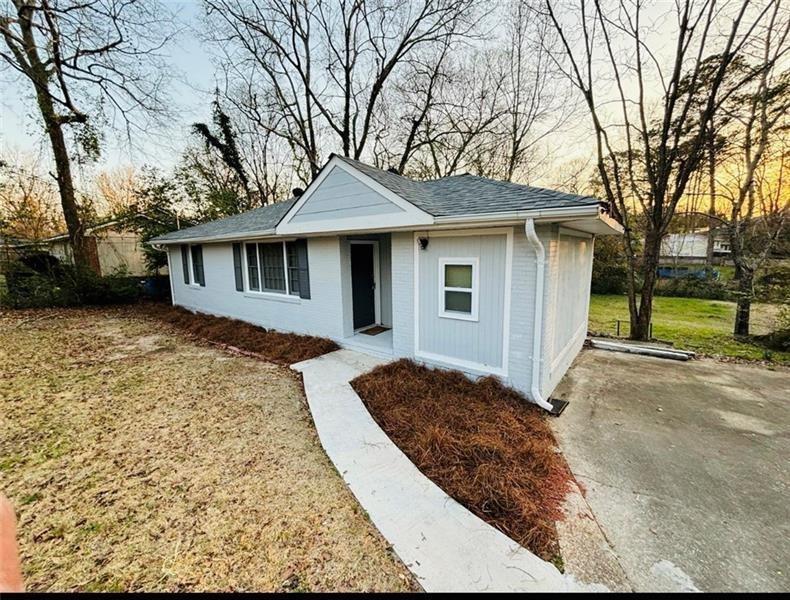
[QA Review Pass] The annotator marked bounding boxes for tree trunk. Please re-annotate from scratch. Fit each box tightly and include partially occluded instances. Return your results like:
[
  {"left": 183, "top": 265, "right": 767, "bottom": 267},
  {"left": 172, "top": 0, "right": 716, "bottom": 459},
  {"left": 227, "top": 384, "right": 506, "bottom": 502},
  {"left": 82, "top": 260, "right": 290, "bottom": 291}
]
[
  {"left": 15, "top": 5, "right": 93, "bottom": 273},
  {"left": 37, "top": 94, "right": 93, "bottom": 272},
  {"left": 734, "top": 268, "right": 754, "bottom": 336},
  {"left": 705, "top": 131, "right": 716, "bottom": 269},
  {"left": 631, "top": 233, "right": 661, "bottom": 341}
]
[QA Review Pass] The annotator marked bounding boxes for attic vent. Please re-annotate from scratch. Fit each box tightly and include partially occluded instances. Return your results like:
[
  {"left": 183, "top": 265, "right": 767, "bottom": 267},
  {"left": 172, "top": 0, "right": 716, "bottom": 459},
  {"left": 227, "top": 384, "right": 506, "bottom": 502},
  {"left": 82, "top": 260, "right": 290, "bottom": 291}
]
[
  {"left": 293, "top": 187, "right": 305, "bottom": 198},
  {"left": 387, "top": 167, "right": 400, "bottom": 175}
]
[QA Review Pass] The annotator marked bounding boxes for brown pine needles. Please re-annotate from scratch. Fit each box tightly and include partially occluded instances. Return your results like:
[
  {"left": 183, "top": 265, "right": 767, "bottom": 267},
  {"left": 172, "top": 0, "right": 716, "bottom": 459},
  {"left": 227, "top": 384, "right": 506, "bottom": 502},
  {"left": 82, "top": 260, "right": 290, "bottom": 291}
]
[
  {"left": 147, "top": 305, "right": 339, "bottom": 365},
  {"left": 352, "top": 359, "right": 573, "bottom": 561}
]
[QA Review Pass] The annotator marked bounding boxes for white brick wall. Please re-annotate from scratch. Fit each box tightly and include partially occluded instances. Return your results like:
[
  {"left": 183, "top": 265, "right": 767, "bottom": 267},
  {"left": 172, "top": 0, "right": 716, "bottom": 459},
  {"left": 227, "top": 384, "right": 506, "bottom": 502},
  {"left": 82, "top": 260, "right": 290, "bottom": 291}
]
[
  {"left": 390, "top": 231, "right": 415, "bottom": 357},
  {"left": 167, "top": 224, "right": 591, "bottom": 403},
  {"left": 169, "top": 236, "right": 345, "bottom": 339}
]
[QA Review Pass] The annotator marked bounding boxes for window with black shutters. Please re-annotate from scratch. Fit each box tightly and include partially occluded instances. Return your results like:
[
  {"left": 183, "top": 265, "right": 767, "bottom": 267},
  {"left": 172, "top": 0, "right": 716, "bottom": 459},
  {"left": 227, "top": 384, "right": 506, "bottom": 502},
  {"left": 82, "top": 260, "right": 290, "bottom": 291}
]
[
  {"left": 241, "top": 239, "right": 309, "bottom": 299},
  {"left": 286, "top": 242, "right": 300, "bottom": 296},
  {"left": 190, "top": 245, "right": 205, "bottom": 286},
  {"left": 261, "top": 242, "right": 286, "bottom": 292},
  {"left": 246, "top": 243, "right": 260, "bottom": 291}
]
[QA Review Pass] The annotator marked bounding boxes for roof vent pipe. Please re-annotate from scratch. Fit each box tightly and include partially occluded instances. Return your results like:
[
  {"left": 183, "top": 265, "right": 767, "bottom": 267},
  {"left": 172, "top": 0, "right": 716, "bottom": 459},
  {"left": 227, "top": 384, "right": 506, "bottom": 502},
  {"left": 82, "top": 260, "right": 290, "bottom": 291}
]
[
  {"left": 524, "top": 219, "right": 554, "bottom": 412},
  {"left": 292, "top": 188, "right": 304, "bottom": 198}
]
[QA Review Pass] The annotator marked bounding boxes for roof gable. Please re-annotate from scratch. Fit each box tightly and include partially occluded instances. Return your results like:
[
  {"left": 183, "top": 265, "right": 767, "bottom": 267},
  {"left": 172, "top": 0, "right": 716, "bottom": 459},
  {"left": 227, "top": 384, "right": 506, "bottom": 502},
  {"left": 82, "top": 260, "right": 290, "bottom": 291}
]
[
  {"left": 289, "top": 166, "right": 406, "bottom": 223},
  {"left": 276, "top": 156, "right": 433, "bottom": 235}
]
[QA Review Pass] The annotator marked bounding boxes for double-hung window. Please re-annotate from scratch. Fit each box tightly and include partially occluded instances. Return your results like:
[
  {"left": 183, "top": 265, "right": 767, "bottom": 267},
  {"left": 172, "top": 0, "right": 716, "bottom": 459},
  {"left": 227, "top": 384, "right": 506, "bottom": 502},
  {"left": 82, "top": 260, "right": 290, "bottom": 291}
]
[
  {"left": 242, "top": 240, "right": 310, "bottom": 299},
  {"left": 261, "top": 243, "right": 286, "bottom": 292},
  {"left": 180, "top": 244, "right": 205, "bottom": 287},
  {"left": 246, "top": 243, "right": 260, "bottom": 291},
  {"left": 439, "top": 258, "right": 478, "bottom": 321},
  {"left": 286, "top": 242, "right": 301, "bottom": 296}
]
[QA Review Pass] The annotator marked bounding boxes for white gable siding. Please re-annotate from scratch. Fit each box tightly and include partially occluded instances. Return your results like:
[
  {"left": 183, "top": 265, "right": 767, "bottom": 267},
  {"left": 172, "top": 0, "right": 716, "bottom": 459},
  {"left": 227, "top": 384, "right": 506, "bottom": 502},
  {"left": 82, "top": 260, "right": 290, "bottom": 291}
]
[
  {"left": 168, "top": 237, "right": 345, "bottom": 339},
  {"left": 290, "top": 166, "right": 405, "bottom": 223}
]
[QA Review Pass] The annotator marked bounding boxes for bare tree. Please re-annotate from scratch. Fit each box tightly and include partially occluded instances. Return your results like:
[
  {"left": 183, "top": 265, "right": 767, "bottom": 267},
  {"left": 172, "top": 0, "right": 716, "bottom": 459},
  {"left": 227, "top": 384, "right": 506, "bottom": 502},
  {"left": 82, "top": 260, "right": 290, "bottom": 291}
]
[
  {"left": 0, "top": 0, "right": 173, "bottom": 271},
  {"left": 375, "top": 0, "right": 575, "bottom": 183},
  {"left": 713, "top": 4, "right": 790, "bottom": 335},
  {"left": 484, "top": 0, "right": 577, "bottom": 182},
  {"left": 406, "top": 49, "right": 506, "bottom": 178},
  {"left": 369, "top": 40, "right": 453, "bottom": 173},
  {"left": 543, "top": 0, "right": 784, "bottom": 340},
  {"left": 203, "top": 0, "right": 478, "bottom": 177},
  {"left": 0, "top": 150, "right": 64, "bottom": 241},
  {"left": 94, "top": 166, "right": 139, "bottom": 216},
  {"left": 192, "top": 91, "right": 254, "bottom": 207}
]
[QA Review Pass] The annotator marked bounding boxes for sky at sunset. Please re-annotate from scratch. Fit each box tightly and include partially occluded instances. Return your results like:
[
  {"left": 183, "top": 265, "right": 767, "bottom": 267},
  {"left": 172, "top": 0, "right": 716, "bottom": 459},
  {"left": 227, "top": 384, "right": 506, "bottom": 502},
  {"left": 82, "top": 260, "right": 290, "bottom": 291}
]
[{"left": 0, "top": 0, "right": 780, "bottom": 196}]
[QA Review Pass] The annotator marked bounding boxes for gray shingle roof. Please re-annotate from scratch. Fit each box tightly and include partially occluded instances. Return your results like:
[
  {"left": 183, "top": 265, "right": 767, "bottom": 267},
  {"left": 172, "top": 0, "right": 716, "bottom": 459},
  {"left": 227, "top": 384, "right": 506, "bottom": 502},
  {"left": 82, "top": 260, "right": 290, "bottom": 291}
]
[
  {"left": 333, "top": 156, "right": 599, "bottom": 216},
  {"left": 150, "top": 197, "right": 297, "bottom": 243},
  {"left": 151, "top": 157, "right": 600, "bottom": 243}
]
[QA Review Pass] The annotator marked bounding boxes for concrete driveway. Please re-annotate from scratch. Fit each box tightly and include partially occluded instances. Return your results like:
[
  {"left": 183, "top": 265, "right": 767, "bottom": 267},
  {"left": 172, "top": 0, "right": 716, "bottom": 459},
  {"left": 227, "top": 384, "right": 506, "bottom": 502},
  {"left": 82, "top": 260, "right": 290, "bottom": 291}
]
[{"left": 552, "top": 349, "right": 790, "bottom": 592}]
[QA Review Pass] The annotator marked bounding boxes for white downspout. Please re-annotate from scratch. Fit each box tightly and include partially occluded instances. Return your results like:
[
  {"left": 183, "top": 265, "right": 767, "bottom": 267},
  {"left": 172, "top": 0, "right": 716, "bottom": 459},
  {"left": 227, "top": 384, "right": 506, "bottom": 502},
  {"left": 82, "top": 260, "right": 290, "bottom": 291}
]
[{"left": 525, "top": 219, "right": 554, "bottom": 411}]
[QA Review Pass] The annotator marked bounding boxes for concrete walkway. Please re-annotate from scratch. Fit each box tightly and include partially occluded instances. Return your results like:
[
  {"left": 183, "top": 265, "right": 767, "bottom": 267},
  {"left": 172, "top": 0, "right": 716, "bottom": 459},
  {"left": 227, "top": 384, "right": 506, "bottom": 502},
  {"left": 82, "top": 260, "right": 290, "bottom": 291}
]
[{"left": 292, "top": 349, "right": 594, "bottom": 592}]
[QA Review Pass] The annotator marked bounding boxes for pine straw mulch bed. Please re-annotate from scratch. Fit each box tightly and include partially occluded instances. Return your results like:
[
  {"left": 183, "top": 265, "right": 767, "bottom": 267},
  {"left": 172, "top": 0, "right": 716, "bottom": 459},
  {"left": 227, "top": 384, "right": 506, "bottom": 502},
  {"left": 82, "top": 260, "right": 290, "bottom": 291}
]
[
  {"left": 351, "top": 359, "right": 573, "bottom": 563},
  {"left": 0, "top": 308, "right": 415, "bottom": 591},
  {"left": 143, "top": 304, "right": 339, "bottom": 365}
]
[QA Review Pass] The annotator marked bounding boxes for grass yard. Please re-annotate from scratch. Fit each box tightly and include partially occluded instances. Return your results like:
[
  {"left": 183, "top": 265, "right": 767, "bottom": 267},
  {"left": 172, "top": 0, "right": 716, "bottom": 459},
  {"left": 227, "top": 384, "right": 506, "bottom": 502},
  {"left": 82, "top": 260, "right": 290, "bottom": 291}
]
[
  {"left": 589, "top": 294, "right": 789, "bottom": 363},
  {"left": 0, "top": 307, "right": 415, "bottom": 592}
]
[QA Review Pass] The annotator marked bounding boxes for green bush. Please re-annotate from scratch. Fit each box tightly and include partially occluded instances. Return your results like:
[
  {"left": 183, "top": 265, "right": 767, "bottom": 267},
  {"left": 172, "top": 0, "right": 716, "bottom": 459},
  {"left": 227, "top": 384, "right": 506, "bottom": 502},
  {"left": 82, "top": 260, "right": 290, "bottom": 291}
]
[
  {"left": 755, "top": 264, "right": 790, "bottom": 303},
  {"left": 654, "top": 275, "right": 733, "bottom": 301},
  {"left": 758, "top": 302, "right": 790, "bottom": 352},
  {"left": 1, "top": 262, "right": 140, "bottom": 308},
  {"left": 591, "top": 236, "right": 630, "bottom": 295}
]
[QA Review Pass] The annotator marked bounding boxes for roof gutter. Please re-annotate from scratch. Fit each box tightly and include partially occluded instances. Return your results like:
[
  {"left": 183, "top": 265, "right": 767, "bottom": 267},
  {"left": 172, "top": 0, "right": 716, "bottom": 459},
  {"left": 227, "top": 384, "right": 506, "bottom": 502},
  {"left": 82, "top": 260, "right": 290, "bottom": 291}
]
[
  {"left": 524, "top": 218, "right": 554, "bottom": 412},
  {"left": 147, "top": 228, "right": 278, "bottom": 246},
  {"left": 433, "top": 203, "right": 603, "bottom": 225},
  {"left": 148, "top": 204, "right": 620, "bottom": 246}
]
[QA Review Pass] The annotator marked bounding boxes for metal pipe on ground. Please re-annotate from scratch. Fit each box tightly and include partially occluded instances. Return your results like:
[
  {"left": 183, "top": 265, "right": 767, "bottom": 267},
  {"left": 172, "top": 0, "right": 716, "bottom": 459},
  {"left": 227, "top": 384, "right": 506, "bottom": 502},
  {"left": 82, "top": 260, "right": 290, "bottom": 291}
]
[{"left": 589, "top": 339, "right": 695, "bottom": 361}]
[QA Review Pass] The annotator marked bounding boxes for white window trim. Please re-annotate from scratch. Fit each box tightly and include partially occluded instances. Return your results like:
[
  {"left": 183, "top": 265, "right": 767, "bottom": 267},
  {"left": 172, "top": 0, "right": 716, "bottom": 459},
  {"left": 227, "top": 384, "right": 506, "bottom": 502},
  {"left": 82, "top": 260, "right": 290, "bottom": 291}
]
[
  {"left": 438, "top": 257, "right": 479, "bottom": 322},
  {"left": 242, "top": 241, "right": 294, "bottom": 299},
  {"left": 186, "top": 244, "right": 204, "bottom": 288}
]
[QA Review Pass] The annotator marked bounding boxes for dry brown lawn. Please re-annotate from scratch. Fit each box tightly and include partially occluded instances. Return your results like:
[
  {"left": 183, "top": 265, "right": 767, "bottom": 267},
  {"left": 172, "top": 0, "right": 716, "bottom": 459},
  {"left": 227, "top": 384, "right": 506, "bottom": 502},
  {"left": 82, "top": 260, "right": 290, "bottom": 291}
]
[{"left": 0, "top": 307, "right": 415, "bottom": 592}]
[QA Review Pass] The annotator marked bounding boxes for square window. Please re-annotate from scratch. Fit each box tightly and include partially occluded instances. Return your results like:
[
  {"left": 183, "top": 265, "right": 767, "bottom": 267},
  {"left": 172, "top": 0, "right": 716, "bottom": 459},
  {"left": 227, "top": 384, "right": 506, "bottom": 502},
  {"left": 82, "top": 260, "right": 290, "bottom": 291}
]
[{"left": 439, "top": 258, "right": 478, "bottom": 321}]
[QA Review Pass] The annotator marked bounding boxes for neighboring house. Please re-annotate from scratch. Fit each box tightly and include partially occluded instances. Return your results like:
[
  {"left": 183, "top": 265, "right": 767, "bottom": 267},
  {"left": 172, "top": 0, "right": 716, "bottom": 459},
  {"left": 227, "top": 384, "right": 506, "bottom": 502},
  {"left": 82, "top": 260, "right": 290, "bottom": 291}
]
[
  {"left": 150, "top": 155, "right": 622, "bottom": 409},
  {"left": 661, "top": 228, "right": 731, "bottom": 264},
  {"left": 28, "top": 218, "right": 157, "bottom": 276},
  {"left": 0, "top": 234, "right": 28, "bottom": 272}
]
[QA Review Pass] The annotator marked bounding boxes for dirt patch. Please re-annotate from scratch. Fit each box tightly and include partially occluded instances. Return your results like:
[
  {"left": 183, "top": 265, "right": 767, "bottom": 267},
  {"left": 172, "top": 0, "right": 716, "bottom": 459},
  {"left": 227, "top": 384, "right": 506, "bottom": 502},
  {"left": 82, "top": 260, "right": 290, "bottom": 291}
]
[
  {"left": 351, "top": 359, "right": 573, "bottom": 562},
  {"left": 143, "top": 304, "right": 338, "bottom": 365},
  {"left": 0, "top": 308, "right": 414, "bottom": 591}
]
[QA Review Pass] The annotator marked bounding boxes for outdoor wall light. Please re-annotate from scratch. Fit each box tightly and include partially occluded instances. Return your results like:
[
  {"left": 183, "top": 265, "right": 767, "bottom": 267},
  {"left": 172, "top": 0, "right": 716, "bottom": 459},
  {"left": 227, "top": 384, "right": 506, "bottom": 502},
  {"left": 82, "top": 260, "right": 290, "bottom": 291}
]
[{"left": 418, "top": 237, "right": 429, "bottom": 250}]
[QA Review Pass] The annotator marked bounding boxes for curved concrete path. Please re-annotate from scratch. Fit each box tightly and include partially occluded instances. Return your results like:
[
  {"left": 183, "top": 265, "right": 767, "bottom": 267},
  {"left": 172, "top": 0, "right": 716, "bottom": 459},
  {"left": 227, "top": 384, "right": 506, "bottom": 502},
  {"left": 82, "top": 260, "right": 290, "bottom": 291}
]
[{"left": 292, "top": 349, "right": 596, "bottom": 592}]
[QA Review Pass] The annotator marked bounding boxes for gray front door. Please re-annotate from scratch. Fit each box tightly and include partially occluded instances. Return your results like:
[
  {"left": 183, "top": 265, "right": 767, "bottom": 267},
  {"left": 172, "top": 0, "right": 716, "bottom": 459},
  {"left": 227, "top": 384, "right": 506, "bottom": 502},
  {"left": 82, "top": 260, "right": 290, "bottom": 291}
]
[{"left": 351, "top": 244, "right": 376, "bottom": 329}]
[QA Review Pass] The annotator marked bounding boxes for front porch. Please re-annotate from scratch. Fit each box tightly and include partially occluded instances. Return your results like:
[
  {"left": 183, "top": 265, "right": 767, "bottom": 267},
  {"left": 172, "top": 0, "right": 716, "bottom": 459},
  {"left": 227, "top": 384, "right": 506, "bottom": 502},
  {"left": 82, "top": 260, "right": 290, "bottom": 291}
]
[
  {"left": 341, "top": 326, "right": 394, "bottom": 358},
  {"left": 338, "top": 232, "right": 395, "bottom": 358}
]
